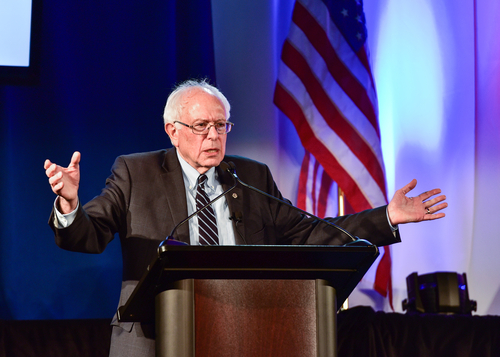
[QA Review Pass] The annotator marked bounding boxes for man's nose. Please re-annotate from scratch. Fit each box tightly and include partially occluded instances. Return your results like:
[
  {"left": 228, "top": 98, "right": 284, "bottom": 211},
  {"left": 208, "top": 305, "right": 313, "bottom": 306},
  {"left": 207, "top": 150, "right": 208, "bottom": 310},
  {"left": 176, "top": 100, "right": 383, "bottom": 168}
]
[{"left": 206, "top": 124, "right": 219, "bottom": 138}]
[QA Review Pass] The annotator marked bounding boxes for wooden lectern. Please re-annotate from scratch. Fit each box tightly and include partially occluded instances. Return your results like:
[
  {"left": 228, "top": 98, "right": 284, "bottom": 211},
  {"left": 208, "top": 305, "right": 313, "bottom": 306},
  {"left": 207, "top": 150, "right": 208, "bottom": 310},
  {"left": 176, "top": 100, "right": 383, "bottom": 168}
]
[{"left": 118, "top": 243, "right": 379, "bottom": 357}]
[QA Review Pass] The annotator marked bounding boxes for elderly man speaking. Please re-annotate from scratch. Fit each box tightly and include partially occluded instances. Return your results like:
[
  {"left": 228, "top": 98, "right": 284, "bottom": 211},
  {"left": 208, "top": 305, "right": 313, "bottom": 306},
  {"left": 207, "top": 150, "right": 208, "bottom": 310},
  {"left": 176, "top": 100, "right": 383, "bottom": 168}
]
[{"left": 44, "top": 79, "right": 447, "bottom": 357}]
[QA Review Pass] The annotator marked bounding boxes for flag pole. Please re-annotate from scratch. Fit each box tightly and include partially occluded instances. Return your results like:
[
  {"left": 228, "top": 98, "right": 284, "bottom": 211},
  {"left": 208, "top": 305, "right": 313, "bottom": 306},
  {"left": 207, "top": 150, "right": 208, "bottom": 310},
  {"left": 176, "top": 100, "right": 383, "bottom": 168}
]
[
  {"left": 338, "top": 186, "right": 349, "bottom": 310},
  {"left": 337, "top": 186, "right": 345, "bottom": 216}
]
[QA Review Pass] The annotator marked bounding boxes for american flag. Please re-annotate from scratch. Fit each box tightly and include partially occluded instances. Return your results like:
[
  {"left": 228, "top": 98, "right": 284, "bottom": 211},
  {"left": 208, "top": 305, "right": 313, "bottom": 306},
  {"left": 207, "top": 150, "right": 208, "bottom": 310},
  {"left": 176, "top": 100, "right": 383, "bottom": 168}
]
[{"left": 274, "top": 0, "right": 392, "bottom": 305}]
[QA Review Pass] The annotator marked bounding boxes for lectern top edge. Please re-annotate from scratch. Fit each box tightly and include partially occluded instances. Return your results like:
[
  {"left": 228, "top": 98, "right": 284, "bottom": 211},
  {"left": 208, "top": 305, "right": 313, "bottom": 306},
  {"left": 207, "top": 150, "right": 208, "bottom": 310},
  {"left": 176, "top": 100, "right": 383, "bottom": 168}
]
[{"left": 118, "top": 243, "right": 380, "bottom": 323}]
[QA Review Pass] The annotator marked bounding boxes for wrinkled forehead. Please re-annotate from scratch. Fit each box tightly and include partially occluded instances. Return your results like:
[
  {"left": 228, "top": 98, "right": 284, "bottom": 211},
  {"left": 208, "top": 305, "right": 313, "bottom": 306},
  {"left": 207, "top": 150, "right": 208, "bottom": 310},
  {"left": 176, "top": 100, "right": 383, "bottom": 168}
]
[{"left": 181, "top": 89, "right": 227, "bottom": 119}]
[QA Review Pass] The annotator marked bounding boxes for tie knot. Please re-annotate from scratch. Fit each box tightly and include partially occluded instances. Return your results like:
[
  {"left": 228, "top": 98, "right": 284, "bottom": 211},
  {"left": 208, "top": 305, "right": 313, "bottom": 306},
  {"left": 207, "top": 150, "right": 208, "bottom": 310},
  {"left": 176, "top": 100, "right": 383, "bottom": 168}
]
[{"left": 198, "top": 174, "right": 208, "bottom": 188}]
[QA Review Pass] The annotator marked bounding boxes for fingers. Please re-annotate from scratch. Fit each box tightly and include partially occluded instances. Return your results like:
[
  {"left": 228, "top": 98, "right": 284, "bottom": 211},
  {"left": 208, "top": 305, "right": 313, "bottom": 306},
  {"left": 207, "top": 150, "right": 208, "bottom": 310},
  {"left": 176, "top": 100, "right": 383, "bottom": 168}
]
[
  {"left": 52, "top": 180, "right": 64, "bottom": 194},
  {"left": 400, "top": 179, "right": 445, "bottom": 205},
  {"left": 423, "top": 196, "right": 448, "bottom": 221},
  {"left": 45, "top": 151, "right": 80, "bottom": 178},
  {"left": 45, "top": 162, "right": 58, "bottom": 178},
  {"left": 48, "top": 171, "right": 61, "bottom": 185},
  {"left": 401, "top": 179, "right": 417, "bottom": 195},
  {"left": 419, "top": 188, "right": 442, "bottom": 202},
  {"left": 69, "top": 151, "right": 81, "bottom": 168},
  {"left": 427, "top": 201, "right": 448, "bottom": 214},
  {"left": 45, "top": 152, "right": 76, "bottom": 194},
  {"left": 47, "top": 169, "right": 64, "bottom": 193},
  {"left": 424, "top": 194, "right": 447, "bottom": 207},
  {"left": 44, "top": 159, "right": 52, "bottom": 170},
  {"left": 425, "top": 212, "right": 446, "bottom": 221}
]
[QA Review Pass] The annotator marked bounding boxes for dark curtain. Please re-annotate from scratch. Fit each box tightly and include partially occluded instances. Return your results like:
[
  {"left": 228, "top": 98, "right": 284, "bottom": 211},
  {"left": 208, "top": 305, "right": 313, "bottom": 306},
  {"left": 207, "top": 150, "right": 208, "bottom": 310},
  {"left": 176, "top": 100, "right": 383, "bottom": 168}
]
[
  {"left": 1, "top": 308, "right": 500, "bottom": 357},
  {"left": 0, "top": 0, "right": 216, "bottom": 320},
  {"left": 337, "top": 307, "right": 500, "bottom": 357}
]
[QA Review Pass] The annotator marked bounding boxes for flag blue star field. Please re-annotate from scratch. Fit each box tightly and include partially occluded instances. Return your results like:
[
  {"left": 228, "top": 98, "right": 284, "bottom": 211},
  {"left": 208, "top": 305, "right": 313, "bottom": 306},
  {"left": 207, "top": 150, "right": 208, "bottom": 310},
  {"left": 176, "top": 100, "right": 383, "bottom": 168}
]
[
  {"left": 325, "top": 0, "right": 367, "bottom": 52},
  {"left": 274, "top": 0, "right": 392, "bottom": 304}
]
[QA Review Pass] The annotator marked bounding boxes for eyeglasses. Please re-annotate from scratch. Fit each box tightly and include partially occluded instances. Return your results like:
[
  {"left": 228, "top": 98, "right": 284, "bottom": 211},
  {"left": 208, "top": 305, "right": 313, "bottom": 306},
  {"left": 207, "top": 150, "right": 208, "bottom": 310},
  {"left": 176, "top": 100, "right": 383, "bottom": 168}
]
[{"left": 174, "top": 120, "right": 234, "bottom": 135}]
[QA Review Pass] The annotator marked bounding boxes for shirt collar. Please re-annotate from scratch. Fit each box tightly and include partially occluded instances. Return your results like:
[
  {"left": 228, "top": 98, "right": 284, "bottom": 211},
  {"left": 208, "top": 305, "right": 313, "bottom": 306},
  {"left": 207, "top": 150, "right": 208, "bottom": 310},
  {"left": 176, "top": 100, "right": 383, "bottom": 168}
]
[{"left": 176, "top": 149, "right": 217, "bottom": 192}]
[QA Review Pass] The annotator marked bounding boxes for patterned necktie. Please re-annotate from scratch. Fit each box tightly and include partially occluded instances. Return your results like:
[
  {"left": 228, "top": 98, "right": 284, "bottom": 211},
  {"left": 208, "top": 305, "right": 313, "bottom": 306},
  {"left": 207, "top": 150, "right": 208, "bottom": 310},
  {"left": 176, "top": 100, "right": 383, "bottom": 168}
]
[{"left": 196, "top": 174, "right": 219, "bottom": 245}]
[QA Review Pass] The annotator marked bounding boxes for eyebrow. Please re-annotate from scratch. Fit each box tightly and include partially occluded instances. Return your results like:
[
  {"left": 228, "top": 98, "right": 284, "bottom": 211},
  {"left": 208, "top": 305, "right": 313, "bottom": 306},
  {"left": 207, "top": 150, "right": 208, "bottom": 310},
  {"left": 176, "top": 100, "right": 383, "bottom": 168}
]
[{"left": 192, "top": 119, "right": 227, "bottom": 122}]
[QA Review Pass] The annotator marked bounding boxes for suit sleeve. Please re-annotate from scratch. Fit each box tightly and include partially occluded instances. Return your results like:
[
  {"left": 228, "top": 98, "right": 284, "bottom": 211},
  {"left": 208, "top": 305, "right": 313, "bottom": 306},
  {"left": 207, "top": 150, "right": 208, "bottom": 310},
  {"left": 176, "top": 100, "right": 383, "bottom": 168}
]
[
  {"left": 232, "top": 157, "right": 400, "bottom": 247},
  {"left": 48, "top": 156, "right": 130, "bottom": 253}
]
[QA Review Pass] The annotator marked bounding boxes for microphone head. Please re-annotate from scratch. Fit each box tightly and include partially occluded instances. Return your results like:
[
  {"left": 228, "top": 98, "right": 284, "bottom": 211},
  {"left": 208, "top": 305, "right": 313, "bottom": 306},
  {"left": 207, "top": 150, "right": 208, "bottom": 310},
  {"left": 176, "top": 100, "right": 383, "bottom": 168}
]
[
  {"left": 232, "top": 211, "right": 243, "bottom": 222},
  {"left": 220, "top": 161, "right": 236, "bottom": 174},
  {"left": 219, "top": 161, "right": 231, "bottom": 173}
]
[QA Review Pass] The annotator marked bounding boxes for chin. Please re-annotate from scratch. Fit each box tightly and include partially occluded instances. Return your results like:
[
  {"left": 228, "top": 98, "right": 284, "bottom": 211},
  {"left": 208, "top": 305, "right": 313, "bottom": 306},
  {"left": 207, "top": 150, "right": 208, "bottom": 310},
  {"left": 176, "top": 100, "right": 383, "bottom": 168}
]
[{"left": 201, "top": 157, "right": 223, "bottom": 169}]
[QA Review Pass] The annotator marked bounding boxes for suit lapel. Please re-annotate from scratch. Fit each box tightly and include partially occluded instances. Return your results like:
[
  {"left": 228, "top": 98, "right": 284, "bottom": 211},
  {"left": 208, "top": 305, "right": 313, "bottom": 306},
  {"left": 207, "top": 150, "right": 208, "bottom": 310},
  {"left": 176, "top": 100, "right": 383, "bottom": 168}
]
[
  {"left": 159, "top": 148, "right": 191, "bottom": 244},
  {"left": 217, "top": 164, "right": 246, "bottom": 245}
]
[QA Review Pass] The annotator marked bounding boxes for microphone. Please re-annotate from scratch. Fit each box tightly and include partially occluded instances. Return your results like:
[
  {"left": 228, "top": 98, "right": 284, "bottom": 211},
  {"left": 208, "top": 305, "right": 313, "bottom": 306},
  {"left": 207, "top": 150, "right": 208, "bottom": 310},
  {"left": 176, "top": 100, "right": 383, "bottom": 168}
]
[
  {"left": 221, "top": 161, "right": 371, "bottom": 246},
  {"left": 158, "top": 162, "right": 238, "bottom": 252},
  {"left": 229, "top": 211, "right": 243, "bottom": 223}
]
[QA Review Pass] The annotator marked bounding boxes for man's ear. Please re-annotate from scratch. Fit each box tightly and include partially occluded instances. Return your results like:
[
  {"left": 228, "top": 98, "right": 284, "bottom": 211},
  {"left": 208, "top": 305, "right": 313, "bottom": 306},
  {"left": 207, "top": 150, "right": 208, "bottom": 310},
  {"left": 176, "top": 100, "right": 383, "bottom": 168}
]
[{"left": 165, "top": 123, "right": 179, "bottom": 147}]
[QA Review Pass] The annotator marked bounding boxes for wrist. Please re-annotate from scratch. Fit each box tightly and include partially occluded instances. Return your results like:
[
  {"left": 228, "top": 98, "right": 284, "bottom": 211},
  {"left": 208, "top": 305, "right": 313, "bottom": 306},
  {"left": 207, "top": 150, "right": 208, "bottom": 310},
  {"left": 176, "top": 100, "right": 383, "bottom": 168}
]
[
  {"left": 56, "top": 196, "right": 78, "bottom": 214},
  {"left": 387, "top": 202, "right": 398, "bottom": 226}
]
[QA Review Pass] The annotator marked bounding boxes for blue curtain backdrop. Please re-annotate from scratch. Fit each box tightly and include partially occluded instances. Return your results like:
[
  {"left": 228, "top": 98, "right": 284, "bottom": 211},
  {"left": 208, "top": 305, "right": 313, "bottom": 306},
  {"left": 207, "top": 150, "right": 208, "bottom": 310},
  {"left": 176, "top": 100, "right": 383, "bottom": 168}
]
[{"left": 0, "top": 0, "right": 216, "bottom": 320}]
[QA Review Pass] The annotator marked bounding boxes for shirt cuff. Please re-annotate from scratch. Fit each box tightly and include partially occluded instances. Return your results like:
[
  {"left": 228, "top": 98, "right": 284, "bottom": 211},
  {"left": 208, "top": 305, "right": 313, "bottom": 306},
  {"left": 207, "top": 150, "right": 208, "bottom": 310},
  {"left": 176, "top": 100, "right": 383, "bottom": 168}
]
[
  {"left": 53, "top": 197, "right": 79, "bottom": 228},
  {"left": 386, "top": 207, "right": 399, "bottom": 233}
]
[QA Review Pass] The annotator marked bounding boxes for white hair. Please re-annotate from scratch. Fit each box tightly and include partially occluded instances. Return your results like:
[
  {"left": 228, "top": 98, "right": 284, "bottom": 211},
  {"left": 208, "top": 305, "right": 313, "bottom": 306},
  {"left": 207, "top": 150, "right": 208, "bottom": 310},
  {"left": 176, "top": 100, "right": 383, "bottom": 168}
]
[{"left": 163, "top": 79, "right": 231, "bottom": 125}]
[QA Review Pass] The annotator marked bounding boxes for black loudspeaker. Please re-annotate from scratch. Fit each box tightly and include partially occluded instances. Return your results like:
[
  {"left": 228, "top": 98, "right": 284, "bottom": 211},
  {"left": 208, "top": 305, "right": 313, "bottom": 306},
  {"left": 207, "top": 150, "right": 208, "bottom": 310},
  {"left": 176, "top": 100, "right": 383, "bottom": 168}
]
[{"left": 402, "top": 272, "right": 477, "bottom": 315}]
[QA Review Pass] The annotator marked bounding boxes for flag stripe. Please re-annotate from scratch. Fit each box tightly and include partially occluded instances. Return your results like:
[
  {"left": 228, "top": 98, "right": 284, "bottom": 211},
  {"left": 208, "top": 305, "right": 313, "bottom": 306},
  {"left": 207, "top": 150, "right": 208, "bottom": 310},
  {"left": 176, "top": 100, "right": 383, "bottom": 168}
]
[
  {"left": 303, "top": 0, "right": 378, "bottom": 107},
  {"left": 311, "top": 158, "right": 320, "bottom": 213},
  {"left": 293, "top": 0, "right": 379, "bottom": 133},
  {"left": 284, "top": 23, "right": 382, "bottom": 159},
  {"left": 280, "top": 40, "right": 386, "bottom": 194},
  {"left": 298, "top": 151, "right": 337, "bottom": 217},
  {"left": 275, "top": 81, "right": 375, "bottom": 210},
  {"left": 317, "top": 169, "right": 333, "bottom": 217},
  {"left": 275, "top": 71, "right": 387, "bottom": 208},
  {"left": 297, "top": 151, "right": 311, "bottom": 210}
]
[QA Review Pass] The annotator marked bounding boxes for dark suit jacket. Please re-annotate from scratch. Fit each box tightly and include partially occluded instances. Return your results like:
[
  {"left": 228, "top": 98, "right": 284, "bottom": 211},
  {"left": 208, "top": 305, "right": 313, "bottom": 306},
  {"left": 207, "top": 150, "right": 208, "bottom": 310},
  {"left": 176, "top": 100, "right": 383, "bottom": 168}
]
[{"left": 49, "top": 148, "right": 400, "bottom": 355}]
